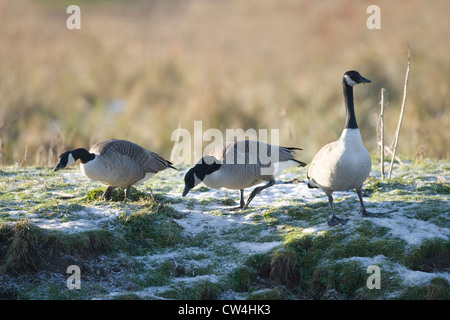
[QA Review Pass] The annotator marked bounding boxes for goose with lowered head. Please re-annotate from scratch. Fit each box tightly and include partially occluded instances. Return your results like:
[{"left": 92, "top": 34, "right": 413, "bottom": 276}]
[{"left": 54, "top": 139, "right": 176, "bottom": 200}]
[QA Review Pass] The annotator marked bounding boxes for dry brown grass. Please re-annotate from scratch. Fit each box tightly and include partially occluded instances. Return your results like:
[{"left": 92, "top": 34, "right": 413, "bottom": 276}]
[
  {"left": 0, "top": 0, "right": 449, "bottom": 165},
  {"left": 0, "top": 220, "right": 42, "bottom": 274}
]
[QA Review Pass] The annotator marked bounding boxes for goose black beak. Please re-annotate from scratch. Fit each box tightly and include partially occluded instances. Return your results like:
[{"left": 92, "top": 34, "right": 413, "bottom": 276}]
[
  {"left": 182, "top": 185, "right": 191, "bottom": 197},
  {"left": 53, "top": 163, "right": 63, "bottom": 172},
  {"left": 360, "top": 76, "right": 371, "bottom": 84}
]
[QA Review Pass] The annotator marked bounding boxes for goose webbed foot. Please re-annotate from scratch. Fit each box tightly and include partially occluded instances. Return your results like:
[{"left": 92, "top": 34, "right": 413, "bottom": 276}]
[
  {"left": 102, "top": 186, "right": 115, "bottom": 201},
  {"left": 359, "top": 208, "right": 396, "bottom": 218},
  {"left": 327, "top": 214, "right": 349, "bottom": 227},
  {"left": 227, "top": 189, "right": 246, "bottom": 211},
  {"left": 228, "top": 205, "right": 245, "bottom": 211},
  {"left": 326, "top": 194, "right": 349, "bottom": 227},
  {"left": 356, "top": 188, "right": 396, "bottom": 218}
]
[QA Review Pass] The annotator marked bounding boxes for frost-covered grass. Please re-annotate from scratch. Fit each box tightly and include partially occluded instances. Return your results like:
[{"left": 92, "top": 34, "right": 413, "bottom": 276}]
[{"left": 0, "top": 159, "right": 449, "bottom": 300}]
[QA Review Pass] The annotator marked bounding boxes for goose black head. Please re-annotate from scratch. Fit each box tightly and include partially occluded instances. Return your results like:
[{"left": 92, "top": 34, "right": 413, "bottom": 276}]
[
  {"left": 53, "top": 148, "right": 94, "bottom": 171},
  {"left": 182, "top": 156, "right": 221, "bottom": 197},
  {"left": 54, "top": 151, "right": 76, "bottom": 172},
  {"left": 343, "top": 70, "right": 371, "bottom": 87},
  {"left": 182, "top": 168, "right": 199, "bottom": 197}
]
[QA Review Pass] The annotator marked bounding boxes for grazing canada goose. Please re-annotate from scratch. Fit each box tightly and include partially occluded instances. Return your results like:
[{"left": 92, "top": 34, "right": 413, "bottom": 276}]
[
  {"left": 54, "top": 139, "right": 176, "bottom": 200},
  {"left": 307, "top": 70, "right": 386, "bottom": 226},
  {"left": 183, "top": 140, "right": 306, "bottom": 209}
]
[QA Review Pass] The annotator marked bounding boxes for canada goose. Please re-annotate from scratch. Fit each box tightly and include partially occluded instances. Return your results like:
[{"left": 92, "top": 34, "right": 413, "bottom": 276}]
[
  {"left": 307, "top": 70, "right": 387, "bottom": 226},
  {"left": 183, "top": 140, "right": 306, "bottom": 209},
  {"left": 54, "top": 139, "right": 176, "bottom": 200}
]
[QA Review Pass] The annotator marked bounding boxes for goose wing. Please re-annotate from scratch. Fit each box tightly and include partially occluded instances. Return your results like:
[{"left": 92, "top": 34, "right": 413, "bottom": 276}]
[
  {"left": 307, "top": 140, "right": 339, "bottom": 187},
  {"left": 90, "top": 139, "right": 173, "bottom": 174},
  {"left": 209, "top": 140, "right": 305, "bottom": 166}
]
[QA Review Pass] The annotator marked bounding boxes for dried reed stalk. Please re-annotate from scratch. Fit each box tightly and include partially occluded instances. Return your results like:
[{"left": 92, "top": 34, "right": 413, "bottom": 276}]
[
  {"left": 379, "top": 88, "right": 386, "bottom": 179},
  {"left": 388, "top": 48, "right": 411, "bottom": 180}
]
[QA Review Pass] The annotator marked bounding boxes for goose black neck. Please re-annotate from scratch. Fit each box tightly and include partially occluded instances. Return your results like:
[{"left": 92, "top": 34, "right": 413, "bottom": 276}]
[
  {"left": 193, "top": 158, "right": 221, "bottom": 180},
  {"left": 343, "top": 81, "right": 358, "bottom": 129},
  {"left": 73, "top": 148, "right": 95, "bottom": 164}
]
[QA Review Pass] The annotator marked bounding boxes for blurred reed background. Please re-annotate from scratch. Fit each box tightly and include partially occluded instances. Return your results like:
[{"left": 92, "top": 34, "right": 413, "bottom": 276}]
[{"left": 0, "top": 0, "right": 448, "bottom": 166}]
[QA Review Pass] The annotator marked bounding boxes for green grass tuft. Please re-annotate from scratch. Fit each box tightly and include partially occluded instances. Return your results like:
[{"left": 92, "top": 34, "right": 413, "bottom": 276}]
[
  {"left": 406, "top": 238, "right": 450, "bottom": 272},
  {"left": 115, "top": 205, "right": 185, "bottom": 255},
  {"left": 398, "top": 277, "right": 450, "bottom": 300}
]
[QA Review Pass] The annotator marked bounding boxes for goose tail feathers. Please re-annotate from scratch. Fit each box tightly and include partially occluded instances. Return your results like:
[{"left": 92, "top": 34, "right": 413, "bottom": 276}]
[{"left": 293, "top": 159, "right": 307, "bottom": 167}]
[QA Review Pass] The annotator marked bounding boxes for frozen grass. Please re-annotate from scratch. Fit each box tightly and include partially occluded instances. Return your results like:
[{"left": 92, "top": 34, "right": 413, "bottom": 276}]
[{"left": 0, "top": 159, "right": 449, "bottom": 300}]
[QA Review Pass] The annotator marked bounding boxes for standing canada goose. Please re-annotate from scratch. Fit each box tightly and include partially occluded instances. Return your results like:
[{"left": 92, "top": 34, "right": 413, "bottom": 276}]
[
  {"left": 54, "top": 139, "right": 176, "bottom": 200},
  {"left": 307, "top": 70, "right": 386, "bottom": 226},
  {"left": 183, "top": 140, "right": 306, "bottom": 209}
]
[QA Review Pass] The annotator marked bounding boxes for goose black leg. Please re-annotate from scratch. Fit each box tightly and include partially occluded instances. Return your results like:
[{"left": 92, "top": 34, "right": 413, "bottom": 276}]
[
  {"left": 356, "top": 188, "right": 396, "bottom": 217},
  {"left": 239, "top": 189, "right": 245, "bottom": 208},
  {"left": 327, "top": 194, "right": 349, "bottom": 227},
  {"left": 125, "top": 186, "right": 131, "bottom": 201},
  {"left": 243, "top": 179, "right": 276, "bottom": 209},
  {"left": 102, "top": 186, "right": 115, "bottom": 200},
  {"left": 229, "top": 189, "right": 245, "bottom": 211}
]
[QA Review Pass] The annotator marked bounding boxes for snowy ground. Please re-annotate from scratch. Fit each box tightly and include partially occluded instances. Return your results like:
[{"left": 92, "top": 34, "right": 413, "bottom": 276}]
[{"left": 0, "top": 159, "right": 449, "bottom": 299}]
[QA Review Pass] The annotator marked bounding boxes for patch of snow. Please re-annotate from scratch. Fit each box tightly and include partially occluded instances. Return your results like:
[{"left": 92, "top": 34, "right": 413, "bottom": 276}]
[
  {"left": 370, "top": 214, "right": 450, "bottom": 245},
  {"left": 35, "top": 219, "right": 99, "bottom": 233},
  {"left": 173, "top": 274, "right": 219, "bottom": 283},
  {"left": 173, "top": 208, "right": 239, "bottom": 236},
  {"left": 338, "top": 254, "right": 388, "bottom": 266},
  {"left": 32, "top": 206, "right": 121, "bottom": 234},
  {"left": 234, "top": 241, "right": 282, "bottom": 253},
  {"left": 339, "top": 254, "right": 450, "bottom": 286},
  {"left": 394, "top": 264, "right": 450, "bottom": 285}
]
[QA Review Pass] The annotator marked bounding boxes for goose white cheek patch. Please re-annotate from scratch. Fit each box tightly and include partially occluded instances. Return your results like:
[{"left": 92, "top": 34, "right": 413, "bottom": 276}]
[
  {"left": 194, "top": 175, "right": 202, "bottom": 187},
  {"left": 344, "top": 75, "right": 358, "bottom": 86},
  {"left": 67, "top": 153, "right": 76, "bottom": 167}
]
